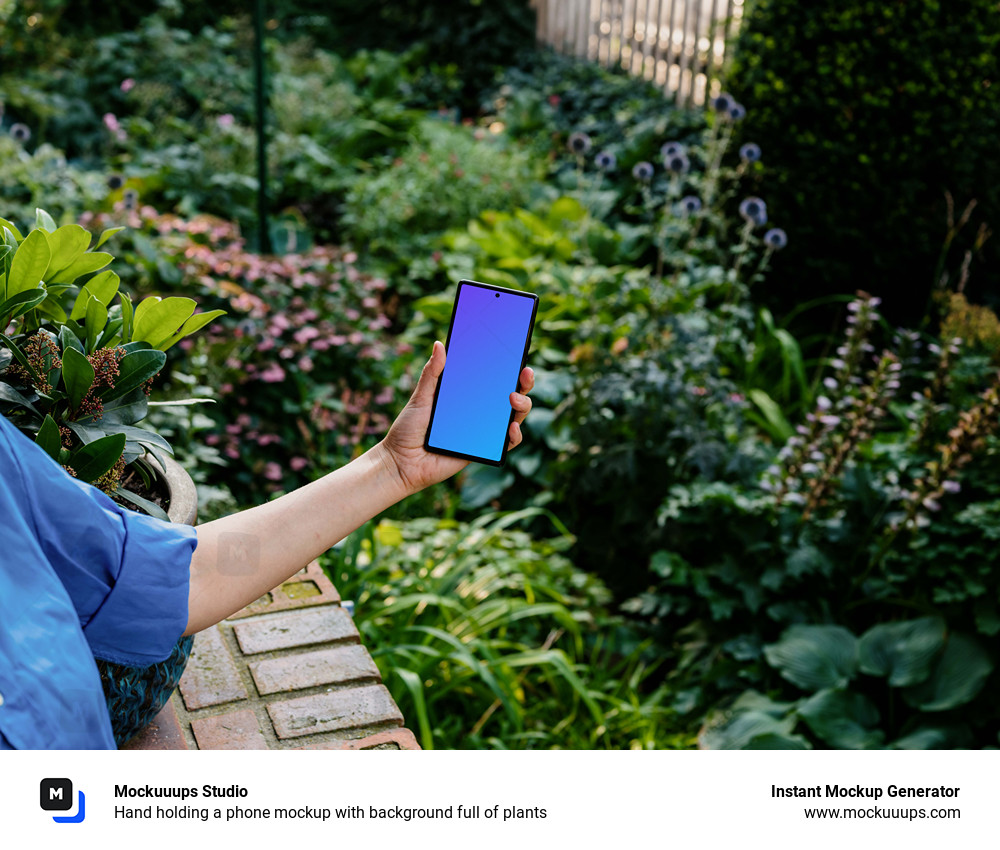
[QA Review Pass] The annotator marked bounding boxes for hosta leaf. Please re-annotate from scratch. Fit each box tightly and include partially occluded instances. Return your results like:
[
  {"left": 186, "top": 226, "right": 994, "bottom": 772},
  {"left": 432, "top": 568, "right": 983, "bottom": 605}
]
[
  {"left": 62, "top": 346, "right": 95, "bottom": 409},
  {"left": 68, "top": 432, "right": 126, "bottom": 482},
  {"left": 858, "top": 617, "right": 946, "bottom": 687},
  {"left": 797, "top": 688, "right": 884, "bottom": 749},
  {"left": 7, "top": 229, "right": 50, "bottom": 298},
  {"left": 764, "top": 625, "right": 858, "bottom": 691},
  {"left": 700, "top": 710, "right": 801, "bottom": 750},
  {"left": 902, "top": 633, "right": 994, "bottom": 712},
  {"left": 102, "top": 349, "right": 166, "bottom": 401}
]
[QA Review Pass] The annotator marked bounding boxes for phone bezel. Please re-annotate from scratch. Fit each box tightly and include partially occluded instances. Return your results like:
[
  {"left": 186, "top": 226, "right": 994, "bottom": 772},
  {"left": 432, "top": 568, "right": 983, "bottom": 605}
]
[{"left": 423, "top": 279, "right": 539, "bottom": 467}]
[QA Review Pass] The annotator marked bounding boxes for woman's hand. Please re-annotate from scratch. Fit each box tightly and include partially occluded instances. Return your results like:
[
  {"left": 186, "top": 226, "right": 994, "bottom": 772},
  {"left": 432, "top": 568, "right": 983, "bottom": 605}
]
[{"left": 378, "top": 340, "right": 535, "bottom": 496}]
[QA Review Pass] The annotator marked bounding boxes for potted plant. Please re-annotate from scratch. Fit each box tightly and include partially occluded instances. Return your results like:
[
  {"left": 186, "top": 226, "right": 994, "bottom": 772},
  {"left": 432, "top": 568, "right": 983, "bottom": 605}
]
[{"left": 0, "top": 208, "right": 224, "bottom": 744}]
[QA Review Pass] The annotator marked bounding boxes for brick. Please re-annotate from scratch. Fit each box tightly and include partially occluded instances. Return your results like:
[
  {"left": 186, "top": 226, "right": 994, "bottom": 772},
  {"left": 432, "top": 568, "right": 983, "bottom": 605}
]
[
  {"left": 122, "top": 702, "right": 189, "bottom": 750},
  {"left": 178, "top": 626, "right": 247, "bottom": 709},
  {"left": 228, "top": 560, "right": 340, "bottom": 619},
  {"left": 268, "top": 684, "right": 402, "bottom": 739},
  {"left": 249, "top": 645, "right": 381, "bottom": 695},
  {"left": 232, "top": 606, "right": 357, "bottom": 655},
  {"left": 191, "top": 709, "right": 268, "bottom": 750},
  {"left": 295, "top": 728, "right": 421, "bottom": 751}
]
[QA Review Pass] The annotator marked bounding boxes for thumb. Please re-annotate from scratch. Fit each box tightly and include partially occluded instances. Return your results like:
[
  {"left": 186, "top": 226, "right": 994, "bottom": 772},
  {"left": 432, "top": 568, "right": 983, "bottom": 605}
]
[{"left": 411, "top": 341, "right": 446, "bottom": 406}]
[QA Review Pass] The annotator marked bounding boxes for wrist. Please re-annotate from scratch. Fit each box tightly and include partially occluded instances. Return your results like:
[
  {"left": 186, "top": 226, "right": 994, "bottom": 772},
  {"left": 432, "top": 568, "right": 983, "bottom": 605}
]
[{"left": 368, "top": 439, "right": 414, "bottom": 502}]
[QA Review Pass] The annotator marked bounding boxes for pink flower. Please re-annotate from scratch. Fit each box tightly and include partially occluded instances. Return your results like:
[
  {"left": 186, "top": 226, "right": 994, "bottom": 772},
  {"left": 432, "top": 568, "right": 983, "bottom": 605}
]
[
  {"left": 259, "top": 364, "right": 286, "bottom": 383},
  {"left": 311, "top": 339, "right": 330, "bottom": 351},
  {"left": 217, "top": 113, "right": 235, "bottom": 128},
  {"left": 294, "top": 326, "right": 320, "bottom": 344},
  {"left": 102, "top": 112, "right": 127, "bottom": 142},
  {"left": 264, "top": 462, "right": 283, "bottom": 481},
  {"left": 120, "top": 78, "right": 136, "bottom": 93},
  {"left": 290, "top": 457, "right": 309, "bottom": 471},
  {"left": 219, "top": 383, "right": 234, "bottom": 395},
  {"left": 298, "top": 356, "right": 314, "bottom": 372},
  {"left": 258, "top": 338, "right": 275, "bottom": 352}
]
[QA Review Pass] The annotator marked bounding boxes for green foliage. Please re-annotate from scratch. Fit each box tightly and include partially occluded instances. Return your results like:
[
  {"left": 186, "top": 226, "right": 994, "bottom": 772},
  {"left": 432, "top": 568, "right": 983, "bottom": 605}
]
[
  {"left": 324, "top": 512, "right": 689, "bottom": 749},
  {"left": 0, "top": 209, "right": 221, "bottom": 504},
  {"left": 342, "top": 118, "right": 542, "bottom": 294},
  {"left": 703, "top": 620, "right": 994, "bottom": 749},
  {"left": 727, "top": 0, "right": 1000, "bottom": 324}
]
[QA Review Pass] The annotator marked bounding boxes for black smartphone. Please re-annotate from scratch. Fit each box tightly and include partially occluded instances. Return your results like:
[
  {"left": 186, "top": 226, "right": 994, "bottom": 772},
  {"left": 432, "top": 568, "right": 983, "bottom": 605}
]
[{"left": 424, "top": 279, "right": 539, "bottom": 467}]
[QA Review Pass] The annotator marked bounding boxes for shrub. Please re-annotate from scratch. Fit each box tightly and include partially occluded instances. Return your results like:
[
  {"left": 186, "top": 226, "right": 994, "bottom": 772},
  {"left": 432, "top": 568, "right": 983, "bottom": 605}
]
[
  {"left": 726, "top": 0, "right": 1000, "bottom": 326},
  {"left": 324, "top": 511, "right": 689, "bottom": 749}
]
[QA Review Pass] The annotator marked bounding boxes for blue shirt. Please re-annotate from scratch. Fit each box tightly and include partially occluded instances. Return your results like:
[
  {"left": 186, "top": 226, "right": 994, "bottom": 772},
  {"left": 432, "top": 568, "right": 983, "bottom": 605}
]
[{"left": 0, "top": 413, "right": 196, "bottom": 749}]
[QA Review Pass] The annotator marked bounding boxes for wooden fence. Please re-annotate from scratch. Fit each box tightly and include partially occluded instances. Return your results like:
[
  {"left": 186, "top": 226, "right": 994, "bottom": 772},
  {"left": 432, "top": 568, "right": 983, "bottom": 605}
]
[{"left": 532, "top": 0, "right": 744, "bottom": 107}]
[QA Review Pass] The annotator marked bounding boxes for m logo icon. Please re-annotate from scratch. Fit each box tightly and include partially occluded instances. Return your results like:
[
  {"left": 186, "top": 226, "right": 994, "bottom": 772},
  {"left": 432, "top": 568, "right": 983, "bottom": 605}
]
[
  {"left": 40, "top": 779, "right": 73, "bottom": 811},
  {"left": 40, "top": 779, "right": 86, "bottom": 823}
]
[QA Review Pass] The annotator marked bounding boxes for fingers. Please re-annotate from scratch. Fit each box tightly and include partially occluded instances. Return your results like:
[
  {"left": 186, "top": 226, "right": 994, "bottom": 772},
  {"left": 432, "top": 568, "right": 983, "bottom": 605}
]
[
  {"left": 518, "top": 366, "right": 535, "bottom": 394},
  {"left": 411, "top": 341, "right": 446, "bottom": 406},
  {"left": 507, "top": 419, "right": 522, "bottom": 451},
  {"left": 510, "top": 388, "right": 533, "bottom": 425}
]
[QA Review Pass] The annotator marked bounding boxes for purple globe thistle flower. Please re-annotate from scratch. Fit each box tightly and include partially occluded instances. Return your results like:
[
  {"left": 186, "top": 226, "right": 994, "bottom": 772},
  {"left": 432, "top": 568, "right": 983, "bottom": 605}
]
[
  {"left": 713, "top": 92, "right": 735, "bottom": 114},
  {"left": 106, "top": 174, "right": 125, "bottom": 190},
  {"left": 10, "top": 123, "right": 31, "bottom": 143},
  {"left": 677, "top": 195, "right": 702, "bottom": 216},
  {"left": 632, "top": 160, "right": 655, "bottom": 182},
  {"left": 763, "top": 228, "right": 788, "bottom": 250},
  {"left": 660, "top": 141, "right": 686, "bottom": 159},
  {"left": 567, "top": 132, "right": 592, "bottom": 155},
  {"left": 738, "top": 196, "right": 767, "bottom": 227},
  {"left": 738, "top": 142, "right": 761, "bottom": 163},
  {"left": 595, "top": 150, "right": 617, "bottom": 171},
  {"left": 728, "top": 102, "right": 747, "bottom": 122},
  {"left": 663, "top": 151, "right": 690, "bottom": 175}
]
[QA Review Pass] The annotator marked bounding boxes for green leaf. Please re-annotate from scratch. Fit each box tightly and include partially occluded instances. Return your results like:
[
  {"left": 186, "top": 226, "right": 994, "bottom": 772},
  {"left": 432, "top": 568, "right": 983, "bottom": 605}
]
[
  {"left": 747, "top": 388, "right": 794, "bottom": 440},
  {"left": 0, "top": 287, "right": 47, "bottom": 322},
  {"left": 0, "top": 217, "right": 24, "bottom": 241},
  {"left": 797, "top": 689, "right": 884, "bottom": 749},
  {"left": 103, "top": 348, "right": 166, "bottom": 401},
  {"left": 700, "top": 710, "right": 803, "bottom": 750},
  {"left": 113, "top": 486, "right": 169, "bottom": 521},
  {"left": 764, "top": 625, "right": 858, "bottom": 691},
  {"left": 902, "top": 633, "right": 994, "bottom": 712},
  {"left": 35, "top": 209, "right": 58, "bottom": 232},
  {"left": 7, "top": 229, "right": 51, "bottom": 298},
  {"left": 62, "top": 346, "right": 95, "bottom": 409},
  {"left": 84, "top": 295, "right": 108, "bottom": 353},
  {"left": 68, "top": 432, "right": 126, "bottom": 482},
  {"left": 46, "top": 251, "right": 113, "bottom": 285},
  {"left": 0, "top": 382, "right": 41, "bottom": 415},
  {"left": 59, "top": 323, "right": 84, "bottom": 355},
  {"left": 95, "top": 226, "right": 125, "bottom": 249},
  {"left": 156, "top": 309, "right": 225, "bottom": 350},
  {"left": 100, "top": 389, "right": 148, "bottom": 425},
  {"left": 132, "top": 296, "right": 197, "bottom": 348},
  {"left": 44, "top": 225, "right": 92, "bottom": 279},
  {"left": 858, "top": 617, "right": 946, "bottom": 687},
  {"left": 0, "top": 332, "right": 40, "bottom": 384},
  {"left": 35, "top": 414, "right": 62, "bottom": 460},
  {"left": 395, "top": 668, "right": 433, "bottom": 750},
  {"left": 119, "top": 291, "right": 134, "bottom": 342},
  {"left": 70, "top": 270, "right": 120, "bottom": 321}
]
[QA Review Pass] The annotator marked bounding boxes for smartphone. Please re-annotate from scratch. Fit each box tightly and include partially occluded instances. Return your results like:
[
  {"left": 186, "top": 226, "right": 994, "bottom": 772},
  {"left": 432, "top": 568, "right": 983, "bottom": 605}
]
[{"left": 425, "top": 280, "right": 539, "bottom": 466}]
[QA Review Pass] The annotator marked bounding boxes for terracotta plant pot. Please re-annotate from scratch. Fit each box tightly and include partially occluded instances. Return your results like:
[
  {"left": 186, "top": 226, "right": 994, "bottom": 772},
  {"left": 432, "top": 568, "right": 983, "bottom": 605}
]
[{"left": 97, "top": 455, "right": 198, "bottom": 747}]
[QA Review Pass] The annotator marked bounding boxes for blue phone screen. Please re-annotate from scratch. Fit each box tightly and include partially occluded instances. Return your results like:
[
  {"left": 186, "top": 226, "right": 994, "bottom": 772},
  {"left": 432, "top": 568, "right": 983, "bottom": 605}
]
[{"left": 427, "top": 282, "right": 537, "bottom": 464}]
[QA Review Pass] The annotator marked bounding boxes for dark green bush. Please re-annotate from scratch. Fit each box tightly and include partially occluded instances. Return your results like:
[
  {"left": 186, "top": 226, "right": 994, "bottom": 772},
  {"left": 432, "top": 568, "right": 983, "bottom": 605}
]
[{"left": 727, "top": 0, "right": 1000, "bottom": 326}]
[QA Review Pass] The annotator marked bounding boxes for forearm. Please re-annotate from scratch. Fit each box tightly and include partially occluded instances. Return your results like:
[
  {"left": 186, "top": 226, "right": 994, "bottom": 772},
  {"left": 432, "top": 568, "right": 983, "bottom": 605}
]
[{"left": 183, "top": 441, "right": 409, "bottom": 634}]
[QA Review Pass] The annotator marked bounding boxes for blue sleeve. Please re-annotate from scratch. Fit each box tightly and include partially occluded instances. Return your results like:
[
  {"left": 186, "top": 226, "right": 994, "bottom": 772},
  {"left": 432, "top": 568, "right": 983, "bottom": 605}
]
[{"left": 0, "top": 413, "right": 196, "bottom": 666}]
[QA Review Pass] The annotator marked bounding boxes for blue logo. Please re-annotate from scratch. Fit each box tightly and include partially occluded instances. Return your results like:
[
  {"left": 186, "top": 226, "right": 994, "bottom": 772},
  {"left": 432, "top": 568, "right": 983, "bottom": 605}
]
[{"left": 40, "top": 779, "right": 86, "bottom": 823}]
